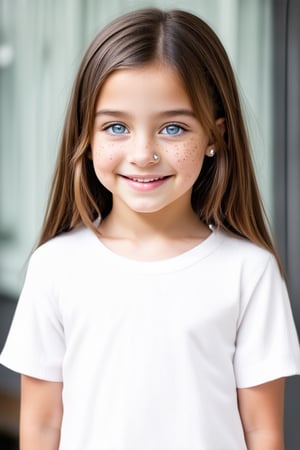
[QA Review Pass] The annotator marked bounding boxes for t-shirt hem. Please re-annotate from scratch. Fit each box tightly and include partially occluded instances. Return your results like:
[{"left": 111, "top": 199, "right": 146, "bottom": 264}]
[
  {"left": 0, "top": 354, "right": 63, "bottom": 382},
  {"left": 235, "top": 359, "right": 300, "bottom": 388}
]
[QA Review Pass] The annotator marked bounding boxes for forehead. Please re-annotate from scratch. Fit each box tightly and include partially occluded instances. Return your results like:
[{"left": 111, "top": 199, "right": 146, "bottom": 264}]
[{"left": 95, "top": 62, "right": 193, "bottom": 113}]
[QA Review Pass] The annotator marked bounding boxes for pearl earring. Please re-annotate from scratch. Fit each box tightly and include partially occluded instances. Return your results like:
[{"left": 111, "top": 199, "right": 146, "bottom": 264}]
[
  {"left": 208, "top": 148, "right": 215, "bottom": 157},
  {"left": 153, "top": 153, "right": 159, "bottom": 161}
]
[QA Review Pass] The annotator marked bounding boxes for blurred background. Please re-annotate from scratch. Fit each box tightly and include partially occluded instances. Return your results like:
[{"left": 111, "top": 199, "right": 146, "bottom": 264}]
[{"left": 0, "top": 0, "right": 299, "bottom": 449}]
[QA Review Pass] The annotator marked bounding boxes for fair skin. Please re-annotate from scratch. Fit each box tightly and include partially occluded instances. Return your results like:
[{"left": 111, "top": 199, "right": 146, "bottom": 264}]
[
  {"left": 238, "top": 378, "right": 285, "bottom": 450},
  {"left": 90, "top": 62, "right": 215, "bottom": 260},
  {"left": 20, "top": 63, "right": 285, "bottom": 450},
  {"left": 20, "top": 376, "right": 63, "bottom": 450}
]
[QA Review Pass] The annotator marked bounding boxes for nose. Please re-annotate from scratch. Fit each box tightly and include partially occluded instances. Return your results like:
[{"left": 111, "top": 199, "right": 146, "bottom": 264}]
[{"left": 128, "top": 134, "right": 159, "bottom": 167}]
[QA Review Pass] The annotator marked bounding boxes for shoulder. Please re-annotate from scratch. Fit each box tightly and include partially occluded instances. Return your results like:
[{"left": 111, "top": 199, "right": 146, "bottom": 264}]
[
  {"left": 214, "top": 228, "right": 280, "bottom": 281},
  {"left": 215, "top": 228, "right": 271, "bottom": 259},
  {"left": 22, "top": 226, "right": 99, "bottom": 291},
  {"left": 30, "top": 226, "right": 96, "bottom": 268}
]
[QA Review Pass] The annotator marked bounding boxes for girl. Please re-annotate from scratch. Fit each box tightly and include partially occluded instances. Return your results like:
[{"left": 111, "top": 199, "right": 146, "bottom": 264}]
[{"left": 1, "top": 8, "right": 300, "bottom": 450}]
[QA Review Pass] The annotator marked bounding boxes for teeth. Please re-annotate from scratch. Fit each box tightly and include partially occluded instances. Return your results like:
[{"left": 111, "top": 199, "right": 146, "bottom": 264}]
[{"left": 131, "top": 177, "right": 162, "bottom": 183}]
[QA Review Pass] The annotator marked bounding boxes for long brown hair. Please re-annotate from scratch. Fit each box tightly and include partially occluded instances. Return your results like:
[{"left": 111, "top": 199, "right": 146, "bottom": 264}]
[{"left": 38, "top": 8, "right": 283, "bottom": 273}]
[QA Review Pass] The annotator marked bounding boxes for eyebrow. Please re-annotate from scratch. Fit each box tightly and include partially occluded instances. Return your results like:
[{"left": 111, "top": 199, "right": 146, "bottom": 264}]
[{"left": 94, "top": 109, "right": 196, "bottom": 118}]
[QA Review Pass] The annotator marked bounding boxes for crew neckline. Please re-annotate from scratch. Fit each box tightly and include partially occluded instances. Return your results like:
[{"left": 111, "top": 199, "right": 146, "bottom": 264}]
[{"left": 86, "top": 226, "right": 225, "bottom": 274}]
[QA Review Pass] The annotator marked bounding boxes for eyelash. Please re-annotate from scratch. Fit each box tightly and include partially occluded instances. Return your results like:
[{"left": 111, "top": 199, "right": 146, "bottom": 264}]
[
  {"left": 160, "top": 124, "right": 186, "bottom": 136},
  {"left": 104, "top": 123, "right": 128, "bottom": 135},
  {"left": 103, "top": 123, "right": 187, "bottom": 136}
]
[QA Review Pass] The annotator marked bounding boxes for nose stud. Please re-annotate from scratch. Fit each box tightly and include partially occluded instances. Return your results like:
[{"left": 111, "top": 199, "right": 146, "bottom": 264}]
[{"left": 153, "top": 153, "right": 159, "bottom": 162}]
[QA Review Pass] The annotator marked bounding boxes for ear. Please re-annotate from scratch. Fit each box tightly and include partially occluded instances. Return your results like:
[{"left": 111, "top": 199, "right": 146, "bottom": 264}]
[
  {"left": 86, "top": 146, "right": 93, "bottom": 160},
  {"left": 215, "top": 117, "right": 226, "bottom": 137},
  {"left": 205, "top": 117, "right": 226, "bottom": 157}
]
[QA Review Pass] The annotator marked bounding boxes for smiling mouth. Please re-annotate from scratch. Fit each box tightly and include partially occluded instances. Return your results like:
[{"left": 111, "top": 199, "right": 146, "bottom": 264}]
[{"left": 123, "top": 176, "right": 169, "bottom": 183}]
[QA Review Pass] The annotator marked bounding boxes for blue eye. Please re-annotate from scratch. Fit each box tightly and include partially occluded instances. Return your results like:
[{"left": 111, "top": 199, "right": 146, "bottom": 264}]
[
  {"left": 161, "top": 124, "right": 184, "bottom": 136},
  {"left": 107, "top": 124, "right": 128, "bottom": 135}
]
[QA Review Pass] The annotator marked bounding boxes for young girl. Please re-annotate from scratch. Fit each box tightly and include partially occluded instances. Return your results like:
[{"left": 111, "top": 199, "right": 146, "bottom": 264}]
[{"left": 1, "top": 8, "right": 300, "bottom": 450}]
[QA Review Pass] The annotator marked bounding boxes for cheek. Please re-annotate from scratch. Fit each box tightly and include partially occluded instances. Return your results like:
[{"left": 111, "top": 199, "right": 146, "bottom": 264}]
[
  {"left": 91, "top": 142, "right": 119, "bottom": 168},
  {"left": 170, "top": 140, "right": 205, "bottom": 175},
  {"left": 90, "top": 143, "right": 121, "bottom": 189}
]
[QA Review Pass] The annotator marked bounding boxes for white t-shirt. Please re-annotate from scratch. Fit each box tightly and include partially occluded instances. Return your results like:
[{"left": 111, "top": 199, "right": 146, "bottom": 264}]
[{"left": 1, "top": 226, "right": 300, "bottom": 450}]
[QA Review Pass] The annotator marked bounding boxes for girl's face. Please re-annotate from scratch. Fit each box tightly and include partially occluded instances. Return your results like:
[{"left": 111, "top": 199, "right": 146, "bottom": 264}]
[{"left": 91, "top": 62, "right": 215, "bottom": 218}]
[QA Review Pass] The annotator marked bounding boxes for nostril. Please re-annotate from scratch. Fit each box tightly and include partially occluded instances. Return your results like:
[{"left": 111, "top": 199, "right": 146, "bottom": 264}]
[{"left": 129, "top": 151, "right": 160, "bottom": 166}]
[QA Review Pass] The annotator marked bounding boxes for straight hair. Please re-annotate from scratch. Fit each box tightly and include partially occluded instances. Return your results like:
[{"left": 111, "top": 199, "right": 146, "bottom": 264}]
[{"left": 38, "top": 8, "right": 283, "bottom": 274}]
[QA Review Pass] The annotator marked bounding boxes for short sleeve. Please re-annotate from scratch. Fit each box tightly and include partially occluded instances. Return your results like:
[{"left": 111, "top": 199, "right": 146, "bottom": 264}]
[
  {"left": 0, "top": 249, "right": 65, "bottom": 381},
  {"left": 234, "top": 255, "right": 300, "bottom": 388}
]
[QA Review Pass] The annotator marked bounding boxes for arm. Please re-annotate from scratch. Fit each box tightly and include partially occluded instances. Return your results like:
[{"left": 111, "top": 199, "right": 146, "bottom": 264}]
[
  {"left": 237, "top": 378, "right": 285, "bottom": 450},
  {"left": 20, "top": 375, "right": 63, "bottom": 450}
]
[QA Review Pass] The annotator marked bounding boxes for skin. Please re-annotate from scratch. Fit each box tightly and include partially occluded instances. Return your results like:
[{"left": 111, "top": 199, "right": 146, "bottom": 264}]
[
  {"left": 90, "top": 62, "right": 220, "bottom": 260},
  {"left": 20, "top": 62, "right": 285, "bottom": 449},
  {"left": 20, "top": 376, "right": 63, "bottom": 450},
  {"left": 238, "top": 378, "right": 285, "bottom": 450}
]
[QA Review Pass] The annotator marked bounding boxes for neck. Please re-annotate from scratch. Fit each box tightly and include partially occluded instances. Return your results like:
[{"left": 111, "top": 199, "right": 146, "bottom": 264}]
[
  {"left": 96, "top": 197, "right": 211, "bottom": 261},
  {"left": 99, "top": 201, "right": 207, "bottom": 242}
]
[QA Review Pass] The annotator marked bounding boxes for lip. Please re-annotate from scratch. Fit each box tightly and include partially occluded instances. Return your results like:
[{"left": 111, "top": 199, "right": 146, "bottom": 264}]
[{"left": 120, "top": 174, "right": 171, "bottom": 191}]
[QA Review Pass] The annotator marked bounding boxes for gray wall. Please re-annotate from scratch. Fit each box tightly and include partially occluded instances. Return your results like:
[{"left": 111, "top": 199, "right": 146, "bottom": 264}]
[{"left": 273, "top": 1, "right": 300, "bottom": 448}]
